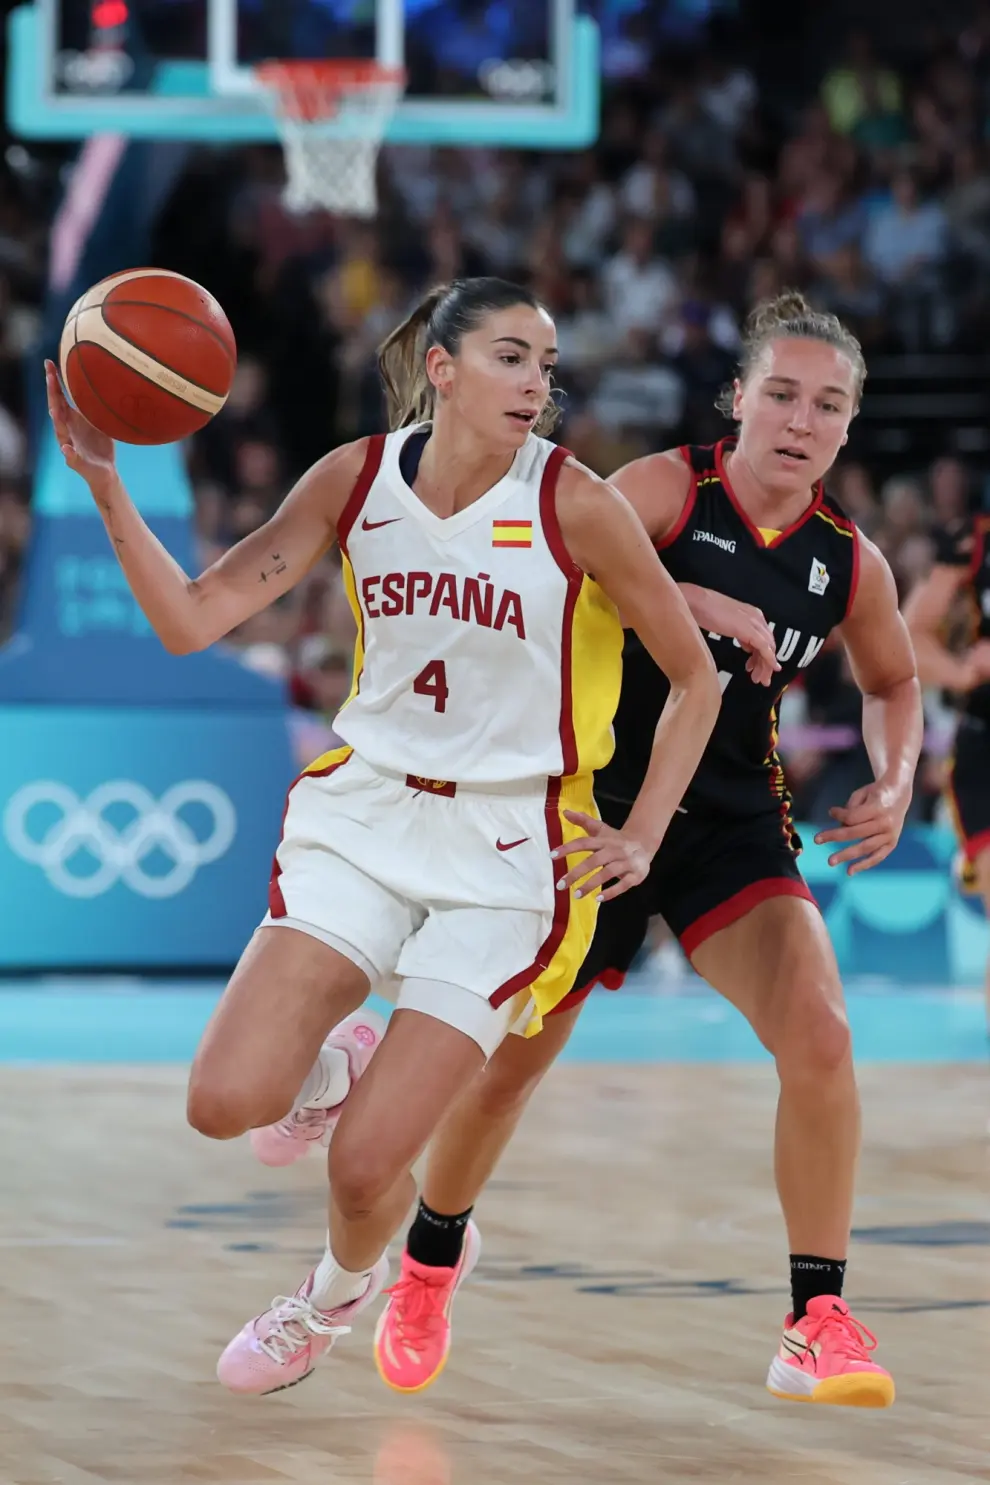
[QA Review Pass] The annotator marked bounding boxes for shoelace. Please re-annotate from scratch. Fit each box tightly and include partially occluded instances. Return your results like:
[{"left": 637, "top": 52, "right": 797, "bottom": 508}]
[
  {"left": 384, "top": 1270, "right": 449, "bottom": 1354},
  {"left": 274, "top": 1107, "right": 329, "bottom": 1141},
  {"left": 257, "top": 1294, "right": 352, "bottom": 1363},
  {"left": 801, "top": 1308, "right": 878, "bottom": 1363}
]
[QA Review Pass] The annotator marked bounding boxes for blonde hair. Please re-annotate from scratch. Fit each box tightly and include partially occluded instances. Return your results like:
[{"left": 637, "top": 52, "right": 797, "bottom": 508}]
[
  {"left": 377, "top": 277, "right": 559, "bottom": 435},
  {"left": 717, "top": 289, "right": 866, "bottom": 416}
]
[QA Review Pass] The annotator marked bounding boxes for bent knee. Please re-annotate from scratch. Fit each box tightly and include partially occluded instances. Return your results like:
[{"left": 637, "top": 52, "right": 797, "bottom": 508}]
[
  {"left": 329, "top": 1142, "right": 401, "bottom": 1219},
  {"left": 186, "top": 1079, "right": 291, "bottom": 1141},
  {"left": 771, "top": 990, "right": 852, "bottom": 1080}
]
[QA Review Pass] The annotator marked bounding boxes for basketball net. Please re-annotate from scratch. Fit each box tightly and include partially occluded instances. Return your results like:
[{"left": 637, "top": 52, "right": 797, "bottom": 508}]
[{"left": 254, "top": 61, "right": 406, "bottom": 218}]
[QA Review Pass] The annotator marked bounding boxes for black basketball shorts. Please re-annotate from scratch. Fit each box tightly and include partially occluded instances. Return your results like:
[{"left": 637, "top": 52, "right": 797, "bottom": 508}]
[
  {"left": 550, "top": 794, "right": 817, "bottom": 1014},
  {"left": 947, "top": 713, "right": 990, "bottom": 865}
]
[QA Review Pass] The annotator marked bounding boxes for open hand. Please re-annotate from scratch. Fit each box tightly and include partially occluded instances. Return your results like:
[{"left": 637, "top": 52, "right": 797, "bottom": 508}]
[
  {"left": 552, "top": 810, "right": 651, "bottom": 902},
  {"left": 45, "top": 360, "right": 116, "bottom": 491},
  {"left": 687, "top": 587, "right": 780, "bottom": 686},
  {"left": 815, "top": 780, "right": 911, "bottom": 875}
]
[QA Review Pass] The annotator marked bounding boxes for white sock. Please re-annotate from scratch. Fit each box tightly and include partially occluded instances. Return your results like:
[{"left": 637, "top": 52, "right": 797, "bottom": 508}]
[
  {"left": 292, "top": 1045, "right": 352, "bottom": 1113},
  {"left": 310, "top": 1238, "right": 375, "bottom": 1310}
]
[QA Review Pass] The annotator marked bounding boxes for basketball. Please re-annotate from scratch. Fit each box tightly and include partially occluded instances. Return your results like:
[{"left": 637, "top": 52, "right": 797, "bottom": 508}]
[{"left": 58, "top": 268, "right": 237, "bottom": 445}]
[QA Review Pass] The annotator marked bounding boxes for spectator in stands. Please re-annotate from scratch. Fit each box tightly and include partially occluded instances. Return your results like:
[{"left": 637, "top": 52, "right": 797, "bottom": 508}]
[
  {"left": 831, "top": 462, "right": 882, "bottom": 536},
  {"left": 864, "top": 170, "right": 949, "bottom": 286},
  {"left": 821, "top": 29, "right": 902, "bottom": 138},
  {"left": 196, "top": 355, "right": 276, "bottom": 492},
  {"left": 553, "top": 267, "right": 622, "bottom": 386},
  {"left": 877, "top": 476, "right": 934, "bottom": 597},
  {"left": 929, "top": 455, "right": 970, "bottom": 525},
  {"left": 945, "top": 144, "right": 990, "bottom": 270},
  {"left": 657, "top": 77, "right": 738, "bottom": 191},
  {"left": 850, "top": 71, "right": 909, "bottom": 156},
  {"left": 602, "top": 217, "right": 679, "bottom": 334},
  {"left": 797, "top": 170, "right": 868, "bottom": 276},
  {"left": 667, "top": 300, "right": 738, "bottom": 447},
  {"left": 811, "top": 244, "right": 885, "bottom": 349},
  {"left": 557, "top": 152, "right": 616, "bottom": 269},
  {"left": 620, "top": 130, "right": 696, "bottom": 225},
  {"left": 696, "top": 47, "right": 757, "bottom": 139},
  {"left": 589, "top": 328, "right": 684, "bottom": 437},
  {"left": 864, "top": 168, "right": 952, "bottom": 348}
]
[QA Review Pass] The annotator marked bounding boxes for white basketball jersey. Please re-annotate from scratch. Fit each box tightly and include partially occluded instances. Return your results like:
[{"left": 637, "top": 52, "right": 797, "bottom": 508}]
[{"left": 332, "top": 424, "right": 623, "bottom": 786}]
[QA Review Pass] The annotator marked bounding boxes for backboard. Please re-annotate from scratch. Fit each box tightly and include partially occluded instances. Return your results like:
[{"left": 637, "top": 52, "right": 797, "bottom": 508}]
[{"left": 7, "top": 0, "right": 600, "bottom": 146}]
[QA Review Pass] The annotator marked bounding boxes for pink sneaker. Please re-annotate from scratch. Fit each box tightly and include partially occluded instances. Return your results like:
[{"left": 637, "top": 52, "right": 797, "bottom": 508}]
[
  {"left": 766, "top": 1296, "right": 895, "bottom": 1408},
  {"left": 373, "top": 1220, "right": 481, "bottom": 1394},
  {"left": 250, "top": 1009, "right": 386, "bottom": 1167},
  {"left": 217, "top": 1255, "right": 389, "bottom": 1395}
]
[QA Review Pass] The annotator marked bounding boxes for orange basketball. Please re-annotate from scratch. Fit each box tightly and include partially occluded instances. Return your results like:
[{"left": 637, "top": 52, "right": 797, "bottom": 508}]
[{"left": 59, "top": 268, "right": 237, "bottom": 445}]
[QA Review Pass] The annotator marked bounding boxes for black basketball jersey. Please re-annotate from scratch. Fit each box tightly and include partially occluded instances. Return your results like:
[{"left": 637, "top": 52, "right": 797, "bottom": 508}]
[
  {"left": 933, "top": 514, "right": 990, "bottom": 721},
  {"left": 598, "top": 440, "right": 859, "bottom": 829}
]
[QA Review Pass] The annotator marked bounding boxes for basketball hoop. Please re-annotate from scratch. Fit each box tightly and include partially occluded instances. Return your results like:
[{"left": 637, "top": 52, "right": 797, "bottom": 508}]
[{"left": 254, "top": 60, "right": 406, "bottom": 219}]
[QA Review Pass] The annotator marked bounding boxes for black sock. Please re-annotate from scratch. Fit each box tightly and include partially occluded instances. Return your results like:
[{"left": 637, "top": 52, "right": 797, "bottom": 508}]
[
  {"left": 790, "top": 1254, "right": 847, "bottom": 1320},
  {"left": 406, "top": 1200, "right": 473, "bottom": 1268}
]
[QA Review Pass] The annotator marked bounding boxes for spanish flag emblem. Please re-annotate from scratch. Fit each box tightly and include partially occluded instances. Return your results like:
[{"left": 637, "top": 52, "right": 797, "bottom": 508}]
[{"left": 492, "top": 519, "right": 533, "bottom": 548}]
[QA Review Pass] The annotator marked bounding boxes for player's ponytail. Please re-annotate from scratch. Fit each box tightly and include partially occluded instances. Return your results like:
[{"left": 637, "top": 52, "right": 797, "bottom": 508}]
[
  {"left": 716, "top": 289, "right": 867, "bottom": 416},
  {"left": 377, "top": 277, "right": 560, "bottom": 434},
  {"left": 378, "top": 284, "right": 450, "bottom": 430}
]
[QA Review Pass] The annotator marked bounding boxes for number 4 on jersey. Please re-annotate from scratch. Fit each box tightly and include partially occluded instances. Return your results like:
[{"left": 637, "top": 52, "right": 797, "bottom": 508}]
[{"left": 413, "top": 660, "right": 449, "bottom": 713}]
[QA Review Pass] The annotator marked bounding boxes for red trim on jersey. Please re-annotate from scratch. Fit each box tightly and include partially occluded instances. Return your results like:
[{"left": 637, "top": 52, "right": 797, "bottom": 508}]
[
  {"left": 654, "top": 447, "right": 699, "bottom": 550},
  {"left": 539, "top": 445, "right": 582, "bottom": 776},
  {"left": 489, "top": 777, "right": 569, "bottom": 1009},
  {"left": 267, "top": 750, "right": 354, "bottom": 919},
  {"left": 715, "top": 439, "right": 824, "bottom": 549},
  {"left": 945, "top": 769, "right": 990, "bottom": 862},
  {"left": 538, "top": 445, "right": 578, "bottom": 576},
  {"left": 678, "top": 877, "right": 817, "bottom": 958},
  {"left": 845, "top": 525, "right": 862, "bottom": 620},
  {"left": 963, "top": 828, "right": 990, "bottom": 863},
  {"left": 337, "top": 434, "right": 386, "bottom": 553},
  {"left": 548, "top": 982, "right": 593, "bottom": 1015},
  {"left": 821, "top": 505, "right": 856, "bottom": 534}
]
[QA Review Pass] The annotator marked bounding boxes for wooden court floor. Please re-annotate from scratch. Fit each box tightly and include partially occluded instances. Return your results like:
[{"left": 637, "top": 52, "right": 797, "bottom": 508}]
[{"left": 0, "top": 1063, "right": 987, "bottom": 1484}]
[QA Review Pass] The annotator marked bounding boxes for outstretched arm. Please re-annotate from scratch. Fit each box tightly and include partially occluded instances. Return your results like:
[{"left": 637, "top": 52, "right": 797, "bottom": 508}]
[
  {"left": 819, "top": 535, "right": 923, "bottom": 873},
  {"left": 46, "top": 360, "right": 364, "bottom": 655}
]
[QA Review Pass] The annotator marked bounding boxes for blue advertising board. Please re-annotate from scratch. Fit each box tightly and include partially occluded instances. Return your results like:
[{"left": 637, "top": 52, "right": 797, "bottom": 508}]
[
  {"left": 0, "top": 705, "right": 293, "bottom": 968},
  {"left": 799, "top": 825, "right": 987, "bottom": 986},
  {"left": 0, "top": 426, "right": 296, "bottom": 969}
]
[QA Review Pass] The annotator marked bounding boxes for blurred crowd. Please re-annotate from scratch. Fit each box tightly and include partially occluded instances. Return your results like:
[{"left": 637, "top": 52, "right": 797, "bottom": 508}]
[{"left": 4, "top": 9, "right": 990, "bottom": 821}]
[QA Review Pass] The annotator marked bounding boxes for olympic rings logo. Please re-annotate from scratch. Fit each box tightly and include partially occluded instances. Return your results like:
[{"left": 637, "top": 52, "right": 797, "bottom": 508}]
[{"left": 3, "top": 780, "right": 236, "bottom": 899}]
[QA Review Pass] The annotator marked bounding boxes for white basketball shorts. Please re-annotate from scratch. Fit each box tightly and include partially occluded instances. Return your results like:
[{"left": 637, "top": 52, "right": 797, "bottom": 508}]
[{"left": 259, "top": 745, "right": 599, "bottom": 1054}]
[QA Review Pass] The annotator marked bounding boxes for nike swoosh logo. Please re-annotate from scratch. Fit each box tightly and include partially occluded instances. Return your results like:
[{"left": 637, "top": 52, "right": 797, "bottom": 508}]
[
  {"left": 496, "top": 837, "right": 530, "bottom": 852},
  {"left": 361, "top": 516, "right": 402, "bottom": 531},
  {"left": 781, "top": 1335, "right": 817, "bottom": 1369}
]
